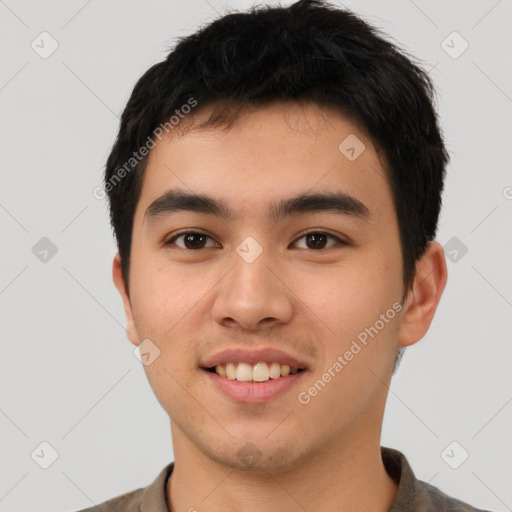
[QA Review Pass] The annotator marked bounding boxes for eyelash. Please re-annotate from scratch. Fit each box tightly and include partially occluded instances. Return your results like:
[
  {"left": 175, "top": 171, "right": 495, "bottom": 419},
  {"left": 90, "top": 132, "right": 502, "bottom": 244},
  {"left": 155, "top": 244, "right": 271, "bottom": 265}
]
[{"left": 164, "top": 230, "right": 347, "bottom": 251}]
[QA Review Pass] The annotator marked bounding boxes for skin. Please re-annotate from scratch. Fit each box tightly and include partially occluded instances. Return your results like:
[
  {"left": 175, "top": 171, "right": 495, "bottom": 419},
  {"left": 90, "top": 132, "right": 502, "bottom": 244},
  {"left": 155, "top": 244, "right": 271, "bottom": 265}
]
[{"left": 113, "top": 102, "right": 447, "bottom": 512}]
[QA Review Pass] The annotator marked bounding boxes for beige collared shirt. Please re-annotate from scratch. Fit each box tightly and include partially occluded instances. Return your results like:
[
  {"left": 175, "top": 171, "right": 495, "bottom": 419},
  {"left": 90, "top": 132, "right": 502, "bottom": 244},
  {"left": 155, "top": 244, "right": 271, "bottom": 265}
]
[{"left": 76, "top": 447, "right": 490, "bottom": 511}]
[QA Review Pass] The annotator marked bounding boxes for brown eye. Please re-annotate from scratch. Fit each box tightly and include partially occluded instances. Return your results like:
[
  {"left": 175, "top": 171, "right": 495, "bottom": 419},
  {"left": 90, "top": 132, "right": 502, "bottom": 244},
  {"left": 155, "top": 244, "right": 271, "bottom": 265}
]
[
  {"left": 166, "top": 232, "right": 218, "bottom": 250},
  {"left": 305, "top": 233, "right": 328, "bottom": 249},
  {"left": 292, "top": 232, "right": 345, "bottom": 250}
]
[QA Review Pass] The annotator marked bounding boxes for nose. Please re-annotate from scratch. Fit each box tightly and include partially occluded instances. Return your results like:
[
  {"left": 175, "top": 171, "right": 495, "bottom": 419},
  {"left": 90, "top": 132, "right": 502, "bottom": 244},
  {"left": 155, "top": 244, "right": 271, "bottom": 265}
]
[{"left": 212, "top": 250, "right": 294, "bottom": 331}]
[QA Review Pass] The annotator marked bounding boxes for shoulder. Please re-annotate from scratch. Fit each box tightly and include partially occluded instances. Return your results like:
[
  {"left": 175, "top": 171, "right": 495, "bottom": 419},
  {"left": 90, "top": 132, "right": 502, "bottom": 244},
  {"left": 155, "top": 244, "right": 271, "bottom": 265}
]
[
  {"left": 72, "top": 462, "right": 174, "bottom": 512},
  {"left": 382, "top": 447, "right": 492, "bottom": 512},
  {"left": 74, "top": 487, "right": 144, "bottom": 512},
  {"left": 416, "top": 479, "right": 492, "bottom": 512}
]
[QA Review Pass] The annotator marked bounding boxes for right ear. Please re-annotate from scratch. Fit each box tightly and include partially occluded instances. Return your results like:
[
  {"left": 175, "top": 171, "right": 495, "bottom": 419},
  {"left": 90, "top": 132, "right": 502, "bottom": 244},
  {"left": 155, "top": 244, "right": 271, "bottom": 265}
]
[{"left": 112, "top": 253, "right": 140, "bottom": 346}]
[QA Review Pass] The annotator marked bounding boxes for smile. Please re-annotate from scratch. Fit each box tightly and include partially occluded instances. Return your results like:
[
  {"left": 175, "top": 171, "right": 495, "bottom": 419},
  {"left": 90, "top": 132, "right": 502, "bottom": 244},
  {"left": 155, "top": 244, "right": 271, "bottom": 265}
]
[{"left": 208, "top": 361, "right": 305, "bottom": 382}]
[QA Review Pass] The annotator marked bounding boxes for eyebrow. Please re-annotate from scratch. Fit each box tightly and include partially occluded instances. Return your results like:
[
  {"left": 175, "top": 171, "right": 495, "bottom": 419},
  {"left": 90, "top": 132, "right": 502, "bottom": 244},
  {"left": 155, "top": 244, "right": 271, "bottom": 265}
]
[{"left": 144, "top": 189, "right": 370, "bottom": 225}]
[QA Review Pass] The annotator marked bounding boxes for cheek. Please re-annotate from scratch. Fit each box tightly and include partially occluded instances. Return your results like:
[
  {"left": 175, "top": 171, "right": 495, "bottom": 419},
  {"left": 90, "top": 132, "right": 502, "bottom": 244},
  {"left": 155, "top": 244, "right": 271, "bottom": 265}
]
[
  {"left": 130, "top": 259, "right": 204, "bottom": 338},
  {"left": 129, "top": 262, "right": 209, "bottom": 384},
  {"left": 294, "top": 261, "right": 397, "bottom": 334},
  {"left": 292, "top": 258, "right": 402, "bottom": 396},
  {"left": 130, "top": 282, "right": 170, "bottom": 338},
  {"left": 294, "top": 265, "right": 400, "bottom": 423},
  {"left": 131, "top": 271, "right": 203, "bottom": 411}
]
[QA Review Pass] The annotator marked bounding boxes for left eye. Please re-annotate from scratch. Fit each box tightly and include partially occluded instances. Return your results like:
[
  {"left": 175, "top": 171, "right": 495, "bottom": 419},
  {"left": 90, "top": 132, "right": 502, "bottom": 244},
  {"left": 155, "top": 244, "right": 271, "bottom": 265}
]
[{"left": 292, "top": 232, "right": 344, "bottom": 250}]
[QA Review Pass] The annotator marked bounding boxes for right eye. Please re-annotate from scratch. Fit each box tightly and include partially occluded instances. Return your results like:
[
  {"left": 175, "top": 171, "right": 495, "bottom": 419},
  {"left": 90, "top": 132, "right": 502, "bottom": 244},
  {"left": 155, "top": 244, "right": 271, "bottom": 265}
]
[{"left": 164, "top": 231, "right": 220, "bottom": 250}]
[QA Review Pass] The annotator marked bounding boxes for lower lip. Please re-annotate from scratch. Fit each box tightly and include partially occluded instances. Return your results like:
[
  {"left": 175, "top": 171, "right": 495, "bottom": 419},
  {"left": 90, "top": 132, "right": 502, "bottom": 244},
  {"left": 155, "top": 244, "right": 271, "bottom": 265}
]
[{"left": 203, "top": 369, "right": 307, "bottom": 404}]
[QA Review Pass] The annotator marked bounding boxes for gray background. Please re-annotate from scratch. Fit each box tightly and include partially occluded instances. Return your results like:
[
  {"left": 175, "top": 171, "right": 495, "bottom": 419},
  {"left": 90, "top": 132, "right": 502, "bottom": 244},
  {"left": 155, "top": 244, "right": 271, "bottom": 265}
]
[{"left": 1, "top": 1, "right": 511, "bottom": 511}]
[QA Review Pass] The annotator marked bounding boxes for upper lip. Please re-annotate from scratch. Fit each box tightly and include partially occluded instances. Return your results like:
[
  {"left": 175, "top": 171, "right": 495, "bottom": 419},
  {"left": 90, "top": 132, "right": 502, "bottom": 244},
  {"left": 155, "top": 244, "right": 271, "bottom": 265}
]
[{"left": 201, "top": 347, "right": 310, "bottom": 369}]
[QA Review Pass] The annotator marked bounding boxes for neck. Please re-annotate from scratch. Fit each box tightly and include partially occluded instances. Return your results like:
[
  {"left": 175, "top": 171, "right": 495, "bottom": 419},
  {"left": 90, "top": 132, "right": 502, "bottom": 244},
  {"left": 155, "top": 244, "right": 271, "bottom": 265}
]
[{"left": 166, "top": 427, "right": 397, "bottom": 512}]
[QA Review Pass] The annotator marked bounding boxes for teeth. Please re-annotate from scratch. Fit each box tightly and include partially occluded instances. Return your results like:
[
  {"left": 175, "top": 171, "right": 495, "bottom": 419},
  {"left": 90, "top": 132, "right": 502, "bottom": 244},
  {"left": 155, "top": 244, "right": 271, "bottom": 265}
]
[
  {"left": 226, "top": 362, "right": 236, "bottom": 380},
  {"left": 253, "top": 362, "right": 269, "bottom": 382},
  {"left": 213, "top": 362, "right": 302, "bottom": 382},
  {"left": 236, "top": 362, "right": 253, "bottom": 382},
  {"left": 269, "top": 362, "right": 281, "bottom": 379}
]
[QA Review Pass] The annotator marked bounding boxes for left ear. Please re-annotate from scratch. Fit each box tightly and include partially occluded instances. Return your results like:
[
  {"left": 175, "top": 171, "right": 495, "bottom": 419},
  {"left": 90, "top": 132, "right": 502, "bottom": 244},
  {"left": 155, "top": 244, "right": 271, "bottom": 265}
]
[{"left": 397, "top": 241, "right": 448, "bottom": 347}]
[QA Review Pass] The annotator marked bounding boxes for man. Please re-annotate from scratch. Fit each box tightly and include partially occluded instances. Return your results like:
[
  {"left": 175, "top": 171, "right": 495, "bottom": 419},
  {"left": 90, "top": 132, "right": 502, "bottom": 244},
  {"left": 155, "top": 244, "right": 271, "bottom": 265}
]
[{"left": 82, "top": 0, "right": 490, "bottom": 510}]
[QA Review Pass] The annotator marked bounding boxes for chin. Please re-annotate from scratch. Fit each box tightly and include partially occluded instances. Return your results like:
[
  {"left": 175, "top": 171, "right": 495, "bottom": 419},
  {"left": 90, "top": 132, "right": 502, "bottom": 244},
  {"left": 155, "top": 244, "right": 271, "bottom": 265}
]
[{"left": 206, "top": 442, "right": 301, "bottom": 474}]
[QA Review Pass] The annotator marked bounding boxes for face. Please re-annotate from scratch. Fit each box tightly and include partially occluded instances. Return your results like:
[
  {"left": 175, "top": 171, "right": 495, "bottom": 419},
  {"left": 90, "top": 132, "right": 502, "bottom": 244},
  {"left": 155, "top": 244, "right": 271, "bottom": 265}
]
[{"left": 114, "top": 102, "right": 428, "bottom": 472}]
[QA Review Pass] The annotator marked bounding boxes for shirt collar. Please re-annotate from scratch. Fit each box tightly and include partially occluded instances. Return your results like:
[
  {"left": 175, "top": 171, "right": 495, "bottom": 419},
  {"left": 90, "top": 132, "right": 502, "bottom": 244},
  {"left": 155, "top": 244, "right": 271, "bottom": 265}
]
[
  {"left": 140, "top": 462, "right": 174, "bottom": 512},
  {"left": 382, "top": 446, "right": 420, "bottom": 511},
  {"left": 139, "top": 447, "right": 418, "bottom": 512}
]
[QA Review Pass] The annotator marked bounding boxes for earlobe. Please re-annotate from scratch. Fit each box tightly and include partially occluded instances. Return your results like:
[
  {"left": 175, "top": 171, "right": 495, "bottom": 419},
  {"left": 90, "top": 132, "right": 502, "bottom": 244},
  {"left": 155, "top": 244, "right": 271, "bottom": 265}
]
[
  {"left": 112, "top": 254, "right": 140, "bottom": 346},
  {"left": 397, "top": 241, "right": 448, "bottom": 347}
]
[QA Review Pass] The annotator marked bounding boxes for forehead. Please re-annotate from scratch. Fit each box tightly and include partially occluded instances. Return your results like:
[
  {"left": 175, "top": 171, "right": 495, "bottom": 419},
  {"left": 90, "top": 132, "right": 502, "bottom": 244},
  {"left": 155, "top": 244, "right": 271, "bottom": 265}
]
[{"left": 135, "top": 102, "right": 393, "bottom": 223}]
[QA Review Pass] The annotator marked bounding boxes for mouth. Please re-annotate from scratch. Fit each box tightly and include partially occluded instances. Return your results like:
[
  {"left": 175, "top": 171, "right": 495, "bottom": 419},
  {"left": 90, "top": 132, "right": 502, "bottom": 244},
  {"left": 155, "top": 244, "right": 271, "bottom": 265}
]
[
  {"left": 200, "top": 348, "right": 310, "bottom": 403},
  {"left": 204, "top": 362, "right": 306, "bottom": 383}
]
